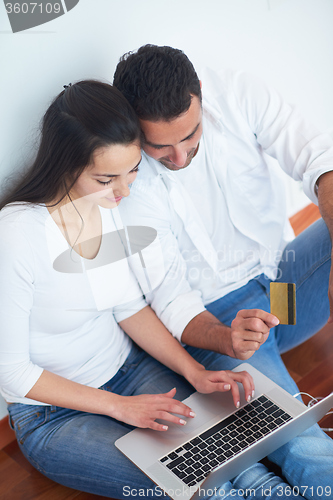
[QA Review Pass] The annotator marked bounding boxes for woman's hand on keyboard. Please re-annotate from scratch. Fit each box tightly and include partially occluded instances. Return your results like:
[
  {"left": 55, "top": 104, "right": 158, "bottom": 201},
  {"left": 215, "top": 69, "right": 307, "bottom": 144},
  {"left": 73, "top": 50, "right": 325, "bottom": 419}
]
[
  {"left": 110, "top": 387, "right": 196, "bottom": 431},
  {"left": 189, "top": 367, "right": 255, "bottom": 408}
]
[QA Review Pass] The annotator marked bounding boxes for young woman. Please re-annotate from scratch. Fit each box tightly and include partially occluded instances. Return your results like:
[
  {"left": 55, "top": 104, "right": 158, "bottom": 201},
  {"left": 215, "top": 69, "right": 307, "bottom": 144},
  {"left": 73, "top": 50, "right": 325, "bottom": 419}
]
[{"left": 0, "top": 81, "right": 254, "bottom": 498}]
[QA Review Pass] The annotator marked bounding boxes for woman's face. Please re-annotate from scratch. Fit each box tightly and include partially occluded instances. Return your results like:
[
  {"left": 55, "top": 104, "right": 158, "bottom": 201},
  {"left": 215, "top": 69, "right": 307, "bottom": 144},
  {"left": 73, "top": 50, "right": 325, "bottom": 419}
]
[{"left": 70, "top": 142, "right": 141, "bottom": 209}]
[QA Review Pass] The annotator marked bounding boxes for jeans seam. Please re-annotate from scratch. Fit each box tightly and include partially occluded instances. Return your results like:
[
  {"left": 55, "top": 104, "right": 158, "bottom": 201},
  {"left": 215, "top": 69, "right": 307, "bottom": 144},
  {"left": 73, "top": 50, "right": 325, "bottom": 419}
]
[
  {"left": 296, "top": 254, "right": 331, "bottom": 290},
  {"left": 38, "top": 468, "right": 152, "bottom": 491},
  {"left": 17, "top": 407, "right": 50, "bottom": 446}
]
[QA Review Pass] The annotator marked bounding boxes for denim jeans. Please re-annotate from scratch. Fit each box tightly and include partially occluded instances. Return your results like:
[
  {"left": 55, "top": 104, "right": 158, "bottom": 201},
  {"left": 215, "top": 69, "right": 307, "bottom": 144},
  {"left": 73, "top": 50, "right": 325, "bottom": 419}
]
[
  {"left": 203, "top": 218, "right": 333, "bottom": 498},
  {"left": 8, "top": 219, "right": 333, "bottom": 499},
  {"left": 8, "top": 345, "right": 308, "bottom": 500}
]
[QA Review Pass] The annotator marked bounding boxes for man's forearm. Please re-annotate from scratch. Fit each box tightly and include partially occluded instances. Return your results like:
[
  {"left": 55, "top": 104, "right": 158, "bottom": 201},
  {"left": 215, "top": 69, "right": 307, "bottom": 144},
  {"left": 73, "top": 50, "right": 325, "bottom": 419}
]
[
  {"left": 181, "top": 308, "right": 279, "bottom": 361},
  {"left": 181, "top": 310, "right": 234, "bottom": 357},
  {"left": 318, "top": 171, "right": 333, "bottom": 239},
  {"left": 317, "top": 170, "right": 333, "bottom": 322}
]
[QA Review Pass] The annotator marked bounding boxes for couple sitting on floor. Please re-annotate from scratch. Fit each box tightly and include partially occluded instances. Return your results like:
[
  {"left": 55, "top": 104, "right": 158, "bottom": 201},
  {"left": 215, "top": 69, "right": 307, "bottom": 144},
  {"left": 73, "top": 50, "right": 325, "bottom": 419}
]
[{"left": 0, "top": 44, "right": 332, "bottom": 499}]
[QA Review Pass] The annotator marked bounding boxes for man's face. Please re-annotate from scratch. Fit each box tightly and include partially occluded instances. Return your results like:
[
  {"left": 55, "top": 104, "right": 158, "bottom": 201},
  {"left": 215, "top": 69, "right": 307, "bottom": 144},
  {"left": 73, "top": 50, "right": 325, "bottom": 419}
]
[{"left": 140, "top": 95, "right": 202, "bottom": 171}]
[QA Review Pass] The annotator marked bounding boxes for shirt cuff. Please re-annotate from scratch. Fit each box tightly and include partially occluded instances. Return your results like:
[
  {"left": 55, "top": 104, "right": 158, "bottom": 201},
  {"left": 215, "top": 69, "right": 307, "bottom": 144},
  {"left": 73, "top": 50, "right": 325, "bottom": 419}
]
[
  {"left": 1, "top": 363, "right": 44, "bottom": 399},
  {"left": 113, "top": 296, "right": 147, "bottom": 323},
  {"left": 159, "top": 290, "right": 206, "bottom": 342},
  {"left": 303, "top": 167, "right": 333, "bottom": 204}
]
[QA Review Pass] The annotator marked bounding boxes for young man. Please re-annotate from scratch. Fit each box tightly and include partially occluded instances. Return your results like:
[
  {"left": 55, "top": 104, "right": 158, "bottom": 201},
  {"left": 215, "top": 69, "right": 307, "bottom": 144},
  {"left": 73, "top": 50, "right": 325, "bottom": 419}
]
[{"left": 114, "top": 45, "right": 333, "bottom": 497}]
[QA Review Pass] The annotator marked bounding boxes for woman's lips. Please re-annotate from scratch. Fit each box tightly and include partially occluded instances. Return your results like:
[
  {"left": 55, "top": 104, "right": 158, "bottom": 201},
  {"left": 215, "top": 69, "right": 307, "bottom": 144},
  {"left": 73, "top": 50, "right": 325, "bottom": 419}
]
[{"left": 106, "top": 195, "right": 122, "bottom": 203}]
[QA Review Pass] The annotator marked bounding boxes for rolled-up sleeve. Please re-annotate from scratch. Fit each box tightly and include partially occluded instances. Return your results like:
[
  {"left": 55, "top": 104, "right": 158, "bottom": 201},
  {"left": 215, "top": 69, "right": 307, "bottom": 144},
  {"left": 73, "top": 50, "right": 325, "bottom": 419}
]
[
  {"left": 229, "top": 69, "right": 333, "bottom": 204},
  {"left": 112, "top": 295, "right": 148, "bottom": 324}
]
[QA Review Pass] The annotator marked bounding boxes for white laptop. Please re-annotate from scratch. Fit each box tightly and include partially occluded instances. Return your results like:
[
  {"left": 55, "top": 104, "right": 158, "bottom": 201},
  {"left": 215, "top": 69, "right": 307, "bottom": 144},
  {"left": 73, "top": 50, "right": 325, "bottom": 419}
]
[{"left": 116, "top": 363, "right": 333, "bottom": 500}]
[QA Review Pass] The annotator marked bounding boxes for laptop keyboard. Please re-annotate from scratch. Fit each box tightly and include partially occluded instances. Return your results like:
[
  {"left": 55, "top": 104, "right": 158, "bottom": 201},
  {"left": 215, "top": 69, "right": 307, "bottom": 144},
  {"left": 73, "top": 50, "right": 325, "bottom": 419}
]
[{"left": 160, "top": 394, "right": 292, "bottom": 487}]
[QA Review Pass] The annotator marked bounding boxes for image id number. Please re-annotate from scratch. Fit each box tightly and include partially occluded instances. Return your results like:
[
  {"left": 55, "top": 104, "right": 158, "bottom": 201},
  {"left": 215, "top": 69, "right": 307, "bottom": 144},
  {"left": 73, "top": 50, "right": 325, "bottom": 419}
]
[
  {"left": 5, "top": 3, "right": 61, "bottom": 14},
  {"left": 277, "top": 486, "right": 331, "bottom": 497}
]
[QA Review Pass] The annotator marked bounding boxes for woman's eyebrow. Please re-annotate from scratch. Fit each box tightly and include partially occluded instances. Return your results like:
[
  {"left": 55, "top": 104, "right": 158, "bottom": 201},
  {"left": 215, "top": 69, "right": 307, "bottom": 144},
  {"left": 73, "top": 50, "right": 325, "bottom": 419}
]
[{"left": 93, "top": 158, "right": 142, "bottom": 178}]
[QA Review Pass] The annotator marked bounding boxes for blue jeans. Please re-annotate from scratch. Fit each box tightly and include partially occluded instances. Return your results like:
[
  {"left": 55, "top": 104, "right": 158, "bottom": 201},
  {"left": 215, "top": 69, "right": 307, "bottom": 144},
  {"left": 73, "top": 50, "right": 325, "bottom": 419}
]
[
  {"left": 203, "top": 218, "right": 333, "bottom": 498},
  {"left": 8, "top": 345, "right": 309, "bottom": 500},
  {"left": 8, "top": 220, "right": 332, "bottom": 499}
]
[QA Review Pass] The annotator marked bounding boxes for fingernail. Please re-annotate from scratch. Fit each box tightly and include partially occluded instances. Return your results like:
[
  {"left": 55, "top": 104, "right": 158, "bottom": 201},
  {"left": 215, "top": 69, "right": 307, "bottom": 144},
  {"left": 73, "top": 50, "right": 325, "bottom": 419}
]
[
  {"left": 224, "top": 384, "right": 231, "bottom": 390},
  {"left": 180, "top": 419, "right": 187, "bottom": 425},
  {"left": 252, "top": 390, "right": 255, "bottom": 397},
  {"left": 272, "top": 317, "right": 280, "bottom": 326},
  {"left": 247, "top": 395, "right": 251, "bottom": 402},
  {"left": 189, "top": 411, "right": 196, "bottom": 417},
  {"left": 162, "top": 425, "right": 168, "bottom": 430},
  {"left": 236, "top": 401, "right": 240, "bottom": 408}
]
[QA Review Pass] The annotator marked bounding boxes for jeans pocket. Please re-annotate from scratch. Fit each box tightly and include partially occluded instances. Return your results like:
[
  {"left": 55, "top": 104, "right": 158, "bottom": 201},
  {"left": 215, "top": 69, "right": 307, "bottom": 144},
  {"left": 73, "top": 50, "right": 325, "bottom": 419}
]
[
  {"left": 8, "top": 404, "right": 50, "bottom": 445},
  {"left": 118, "top": 343, "right": 145, "bottom": 374},
  {"left": 100, "top": 344, "right": 146, "bottom": 393}
]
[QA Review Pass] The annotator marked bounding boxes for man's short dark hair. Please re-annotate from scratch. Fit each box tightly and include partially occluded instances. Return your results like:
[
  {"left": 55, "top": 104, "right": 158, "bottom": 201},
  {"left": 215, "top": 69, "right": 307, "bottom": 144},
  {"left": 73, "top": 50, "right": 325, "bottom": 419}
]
[{"left": 113, "top": 44, "right": 202, "bottom": 121}]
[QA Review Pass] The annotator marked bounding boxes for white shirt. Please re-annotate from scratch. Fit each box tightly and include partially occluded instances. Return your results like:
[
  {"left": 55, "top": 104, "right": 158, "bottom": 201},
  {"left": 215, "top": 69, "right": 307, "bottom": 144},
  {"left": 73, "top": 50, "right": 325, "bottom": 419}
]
[
  {"left": 168, "top": 130, "right": 262, "bottom": 303},
  {"left": 119, "top": 68, "right": 333, "bottom": 342},
  {"left": 0, "top": 204, "right": 146, "bottom": 405}
]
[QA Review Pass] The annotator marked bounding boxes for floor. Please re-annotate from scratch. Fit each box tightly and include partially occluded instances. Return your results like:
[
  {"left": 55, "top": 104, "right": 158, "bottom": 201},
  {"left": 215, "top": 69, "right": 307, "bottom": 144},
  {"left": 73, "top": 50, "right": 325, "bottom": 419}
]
[{"left": 0, "top": 203, "right": 332, "bottom": 499}]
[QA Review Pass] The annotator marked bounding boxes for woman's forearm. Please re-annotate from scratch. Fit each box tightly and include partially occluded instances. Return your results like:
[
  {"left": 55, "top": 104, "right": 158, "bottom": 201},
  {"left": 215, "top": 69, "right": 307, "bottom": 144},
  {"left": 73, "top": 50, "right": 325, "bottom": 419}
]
[
  {"left": 25, "top": 369, "right": 117, "bottom": 415},
  {"left": 25, "top": 368, "right": 196, "bottom": 431},
  {"left": 119, "top": 307, "right": 255, "bottom": 406},
  {"left": 119, "top": 306, "right": 205, "bottom": 385}
]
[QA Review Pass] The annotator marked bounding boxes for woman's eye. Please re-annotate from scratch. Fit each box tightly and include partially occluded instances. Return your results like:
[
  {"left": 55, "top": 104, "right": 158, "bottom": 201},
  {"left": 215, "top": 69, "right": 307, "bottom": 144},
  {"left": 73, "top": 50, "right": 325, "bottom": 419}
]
[{"left": 97, "top": 179, "right": 113, "bottom": 185}]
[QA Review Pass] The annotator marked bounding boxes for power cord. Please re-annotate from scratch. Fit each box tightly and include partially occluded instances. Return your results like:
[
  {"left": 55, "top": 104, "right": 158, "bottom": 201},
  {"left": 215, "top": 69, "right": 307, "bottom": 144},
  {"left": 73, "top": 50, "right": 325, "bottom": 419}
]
[{"left": 293, "top": 392, "right": 333, "bottom": 432}]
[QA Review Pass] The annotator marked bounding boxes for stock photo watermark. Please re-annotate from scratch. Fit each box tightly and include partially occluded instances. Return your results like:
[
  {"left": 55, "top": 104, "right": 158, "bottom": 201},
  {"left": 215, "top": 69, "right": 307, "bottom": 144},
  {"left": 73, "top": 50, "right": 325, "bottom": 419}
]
[
  {"left": 3, "top": 0, "right": 80, "bottom": 33},
  {"left": 122, "top": 484, "right": 332, "bottom": 498},
  {"left": 164, "top": 243, "right": 296, "bottom": 283}
]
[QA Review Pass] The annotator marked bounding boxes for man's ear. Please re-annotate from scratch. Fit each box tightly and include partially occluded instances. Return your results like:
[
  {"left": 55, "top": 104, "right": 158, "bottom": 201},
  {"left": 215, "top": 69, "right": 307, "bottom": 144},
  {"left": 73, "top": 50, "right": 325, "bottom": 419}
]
[{"left": 199, "top": 80, "right": 202, "bottom": 89}]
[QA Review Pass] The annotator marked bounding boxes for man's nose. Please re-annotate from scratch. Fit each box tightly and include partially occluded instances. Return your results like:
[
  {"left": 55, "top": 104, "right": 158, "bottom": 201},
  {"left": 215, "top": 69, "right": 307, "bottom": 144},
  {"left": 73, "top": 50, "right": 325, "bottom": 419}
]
[{"left": 170, "top": 146, "right": 188, "bottom": 167}]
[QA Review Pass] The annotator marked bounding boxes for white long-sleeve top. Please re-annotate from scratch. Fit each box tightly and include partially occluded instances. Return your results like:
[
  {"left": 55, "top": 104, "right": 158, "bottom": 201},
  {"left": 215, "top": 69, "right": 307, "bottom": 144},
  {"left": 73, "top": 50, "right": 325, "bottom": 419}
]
[
  {"left": 119, "top": 68, "right": 333, "bottom": 341},
  {"left": 0, "top": 203, "right": 147, "bottom": 405}
]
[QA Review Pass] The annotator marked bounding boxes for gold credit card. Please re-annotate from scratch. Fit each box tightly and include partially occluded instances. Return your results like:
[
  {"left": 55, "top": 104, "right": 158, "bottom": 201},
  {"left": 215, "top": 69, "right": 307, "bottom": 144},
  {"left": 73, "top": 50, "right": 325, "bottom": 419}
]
[{"left": 270, "top": 282, "right": 296, "bottom": 325}]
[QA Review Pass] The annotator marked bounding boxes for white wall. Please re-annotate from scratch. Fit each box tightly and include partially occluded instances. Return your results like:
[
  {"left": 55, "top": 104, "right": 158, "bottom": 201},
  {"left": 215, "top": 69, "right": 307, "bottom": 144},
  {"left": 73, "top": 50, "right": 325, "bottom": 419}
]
[{"left": 0, "top": 0, "right": 332, "bottom": 418}]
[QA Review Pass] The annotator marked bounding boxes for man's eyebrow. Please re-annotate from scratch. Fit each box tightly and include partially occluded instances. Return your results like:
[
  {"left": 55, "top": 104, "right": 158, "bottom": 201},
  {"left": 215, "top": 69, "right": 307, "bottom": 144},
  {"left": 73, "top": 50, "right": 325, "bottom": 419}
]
[
  {"left": 93, "top": 158, "right": 142, "bottom": 177},
  {"left": 145, "top": 122, "right": 201, "bottom": 149}
]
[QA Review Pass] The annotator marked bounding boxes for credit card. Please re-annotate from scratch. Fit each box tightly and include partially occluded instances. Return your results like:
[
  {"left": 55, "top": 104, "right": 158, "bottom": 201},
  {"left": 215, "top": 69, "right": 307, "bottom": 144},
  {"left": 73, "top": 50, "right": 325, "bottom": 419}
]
[{"left": 270, "top": 282, "right": 296, "bottom": 325}]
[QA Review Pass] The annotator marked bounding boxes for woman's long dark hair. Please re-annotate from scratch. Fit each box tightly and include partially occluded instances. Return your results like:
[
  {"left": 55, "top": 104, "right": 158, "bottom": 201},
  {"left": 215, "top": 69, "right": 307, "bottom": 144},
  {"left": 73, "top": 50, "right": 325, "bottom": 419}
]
[{"left": 0, "top": 81, "right": 141, "bottom": 210}]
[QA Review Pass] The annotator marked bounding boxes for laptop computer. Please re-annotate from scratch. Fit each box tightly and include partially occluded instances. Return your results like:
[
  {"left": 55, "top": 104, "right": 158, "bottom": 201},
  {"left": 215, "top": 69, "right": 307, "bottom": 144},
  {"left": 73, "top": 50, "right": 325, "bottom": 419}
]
[{"left": 115, "top": 362, "right": 333, "bottom": 499}]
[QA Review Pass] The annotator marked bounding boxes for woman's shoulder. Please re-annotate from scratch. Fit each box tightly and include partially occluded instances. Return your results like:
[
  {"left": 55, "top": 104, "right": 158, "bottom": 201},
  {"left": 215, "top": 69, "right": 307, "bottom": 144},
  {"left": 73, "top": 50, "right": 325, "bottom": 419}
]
[
  {"left": 0, "top": 202, "right": 46, "bottom": 224},
  {"left": 0, "top": 203, "right": 47, "bottom": 248},
  {"left": 0, "top": 204, "right": 46, "bottom": 280}
]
